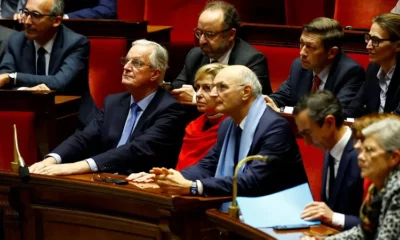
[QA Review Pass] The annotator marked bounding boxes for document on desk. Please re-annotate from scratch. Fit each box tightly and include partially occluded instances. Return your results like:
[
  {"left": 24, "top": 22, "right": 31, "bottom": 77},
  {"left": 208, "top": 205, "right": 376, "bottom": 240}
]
[{"left": 237, "top": 183, "right": 320, "bottom": 228}]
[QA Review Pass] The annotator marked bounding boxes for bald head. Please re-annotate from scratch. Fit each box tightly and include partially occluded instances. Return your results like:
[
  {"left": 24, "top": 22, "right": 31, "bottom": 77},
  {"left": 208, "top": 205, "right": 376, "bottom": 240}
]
[{"left": 215, "top": 65, "right": 262, "bottom": 96}]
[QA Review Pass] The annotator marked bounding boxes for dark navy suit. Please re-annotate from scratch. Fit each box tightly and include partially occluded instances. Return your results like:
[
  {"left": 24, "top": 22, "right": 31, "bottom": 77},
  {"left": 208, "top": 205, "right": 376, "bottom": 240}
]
[
  {"left": 51, "top": 89, "right": 186, "bottom": 174},
  {"left": 0, "top": 25, "right": 95, "bottom": 126},
  {"left": 270, "top": 51, "right": 365, "bottom": 117},
  {"left": 173, "top": 38, "right": 272, "bottom": 95},
  {"left": 65, "top": 0, "right": 117, "bottom": 19},
  {"left": 347, "top": 61, "right": 400, "bottom": 117},
  {"left": 322, "top": 138, "right": 363, "bottom": 230},
  {"left": 181, "top": 106, "right": 308, "bottom": 196},
  {"left": 0, "top": 25, "right": 14, "bottom": 62}
]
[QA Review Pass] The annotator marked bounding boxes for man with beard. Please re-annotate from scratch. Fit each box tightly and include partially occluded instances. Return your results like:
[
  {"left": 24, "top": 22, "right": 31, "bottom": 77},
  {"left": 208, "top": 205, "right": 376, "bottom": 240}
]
[
  {"left": 0, "top": 0, "right": 96, "bottom": 128},
  {"left": 171, "top": 1, "right": 271, "bottom": 105}
]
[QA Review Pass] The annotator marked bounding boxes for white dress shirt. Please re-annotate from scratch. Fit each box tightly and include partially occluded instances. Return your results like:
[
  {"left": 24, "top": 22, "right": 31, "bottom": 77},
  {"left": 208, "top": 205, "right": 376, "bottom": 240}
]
[
  {"left": 377, "top": 65, "right": 396, "bottom": 113},
  {"left": 313, "top": 66, "right": 331, "bottom": 91}
]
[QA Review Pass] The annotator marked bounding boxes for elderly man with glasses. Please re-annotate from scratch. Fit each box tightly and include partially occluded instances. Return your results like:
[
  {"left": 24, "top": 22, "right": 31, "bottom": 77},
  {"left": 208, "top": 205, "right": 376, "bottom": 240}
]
[
  {"left": 0, "top": 0, "right": 96, "bottom": 128},
  {"left": 29, "top": 39, "right": 186, "bottom": 177},
  {"left": 170, "top": 0, "right": 271, "bottom": 106}
]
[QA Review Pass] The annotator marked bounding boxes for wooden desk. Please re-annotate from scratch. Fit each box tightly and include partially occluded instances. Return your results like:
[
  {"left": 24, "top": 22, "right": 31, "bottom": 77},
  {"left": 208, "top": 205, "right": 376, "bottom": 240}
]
[
  {"left": 0, "top": 171, "right": 231, "bottom": 240},
  {"left": 207, "top": 209, "right": 338, "bottom": 240},
  {"left": 147, "top": 25, "right": 173, "bottom": 47}
]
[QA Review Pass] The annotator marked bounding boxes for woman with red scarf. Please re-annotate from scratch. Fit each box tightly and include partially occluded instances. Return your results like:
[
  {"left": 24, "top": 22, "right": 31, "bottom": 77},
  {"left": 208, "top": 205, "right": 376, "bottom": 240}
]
[{"left": 175, "top": 63, "right": 227, "bottom": 170}]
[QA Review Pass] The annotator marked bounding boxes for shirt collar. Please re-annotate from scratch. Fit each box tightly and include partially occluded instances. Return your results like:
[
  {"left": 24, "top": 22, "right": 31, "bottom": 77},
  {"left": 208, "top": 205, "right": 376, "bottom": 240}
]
[
  {"left": 377, "top": 64, "right": 397, "bottom": 82},
  {"left": 238, "top": 116, "right": 247, "bottom": 130},
  {"left": 330, "top": 126, "right": 352, "bottom": 161},
  {"left": 313, "top": 65, "right": 331, "bottom": 85},
  {"left": 33, "top": 32, "right": 57, "bottom": 55},
  {"left": 210, "top": 43, "right": 235, "bottom": 64},
  {"left": 130, "top": 90, "right": 157, "bottom": 112}
]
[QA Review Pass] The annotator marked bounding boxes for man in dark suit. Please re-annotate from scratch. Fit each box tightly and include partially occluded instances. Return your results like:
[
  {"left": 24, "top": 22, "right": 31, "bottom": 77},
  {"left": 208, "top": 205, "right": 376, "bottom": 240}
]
[
  {"left": 265, "top": 17, "right": 365, "bottom": 117},
  {"left": 0, "top": 0, "right": 25, "bottom": 18},
  {"left": 29, "top": 39, "right": 186, "bottom": 176},
  {"left": 171, "top": 1, "right": 271, "bottom": 105},
  {"left": 294, "top": 91, "right": 363, "bottom": 230},
  {"left": 64, "top": 0, "right": 116, "bottom": 19},
  {"left": 0, "top": 25, "right": 15, "bottom": 62},
  {"left": 128, "top": 65, "right": 307, "bottom": 197},
  {"left": 0, "top": 0, "right": 95, "bottom": 127}
]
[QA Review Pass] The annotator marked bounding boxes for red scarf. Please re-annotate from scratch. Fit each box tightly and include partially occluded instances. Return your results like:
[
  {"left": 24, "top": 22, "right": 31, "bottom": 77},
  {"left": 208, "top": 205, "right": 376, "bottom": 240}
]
[{"left": 175, "top": 114, "right": 227, "bottom": 171}]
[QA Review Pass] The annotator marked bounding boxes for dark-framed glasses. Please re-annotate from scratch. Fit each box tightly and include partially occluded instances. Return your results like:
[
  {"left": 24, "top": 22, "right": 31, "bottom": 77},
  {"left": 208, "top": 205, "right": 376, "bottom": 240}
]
[
  {"left": 364, "top": 33, "right": 395, "bottom": 47},
  {"left": 193, "top": 28, "right": 231, "bottom": 40},
  {"left": 121, "top": 57, "right": 152, "bottom": 69},
  {"left": 21, "top": 9, "right": 56, "bottom": 22}
]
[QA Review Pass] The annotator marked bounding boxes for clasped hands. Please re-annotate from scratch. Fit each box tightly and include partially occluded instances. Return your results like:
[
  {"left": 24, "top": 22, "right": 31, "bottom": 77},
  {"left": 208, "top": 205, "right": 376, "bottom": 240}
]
[{"left": 126, "top": 167, "right": 192, "bottom": 195}]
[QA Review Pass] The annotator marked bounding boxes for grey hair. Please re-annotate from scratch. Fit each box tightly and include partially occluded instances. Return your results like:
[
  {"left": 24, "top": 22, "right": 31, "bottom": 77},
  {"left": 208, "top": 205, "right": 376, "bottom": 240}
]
[
  {"left": 362, "top": 118, "right": 400, "bottom": 152},
  {"left": 49, "top": 0, "right": 64, "bottom": 16},
  {"left": 237, "top": 68, "right": 262, "bottom": 96},
  {"left": 132, "top": 39, "right": 169, "bottom": 83}
]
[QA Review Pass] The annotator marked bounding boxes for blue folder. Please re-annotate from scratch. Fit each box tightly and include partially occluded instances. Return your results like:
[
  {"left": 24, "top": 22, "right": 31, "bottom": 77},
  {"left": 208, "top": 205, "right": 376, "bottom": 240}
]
[{"left": 237, "top": 183, "right": 320, "bottom": 228}]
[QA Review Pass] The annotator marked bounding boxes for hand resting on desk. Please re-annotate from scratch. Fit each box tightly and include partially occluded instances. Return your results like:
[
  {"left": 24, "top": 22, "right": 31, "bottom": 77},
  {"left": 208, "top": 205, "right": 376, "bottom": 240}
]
[{"left": 29, "top": 157, "right": 91, "bottom": 176}]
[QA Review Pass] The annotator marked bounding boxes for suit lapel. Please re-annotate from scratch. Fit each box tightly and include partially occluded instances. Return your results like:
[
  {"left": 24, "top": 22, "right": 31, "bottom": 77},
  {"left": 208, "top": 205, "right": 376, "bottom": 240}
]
[
  {"left": 22, "top": 40, "right": 36, "bottom": 74},
  {"left": 321, "top": 152, "right": 329, "bottom": 202},
  {"left": 385, "top": 64, "right": 400, "bottom": 112},
  {"left": 329, "top": 139, "right": 353, "bottom": 207},
  {"left": 48, "top": 27, "right": 64, "bottom": 75},
  {"left": 297, "top": 70, "right": 313, "bottom": 101},
  {"left": 110, "top": 94, "right": 131, "bottom": 148}
]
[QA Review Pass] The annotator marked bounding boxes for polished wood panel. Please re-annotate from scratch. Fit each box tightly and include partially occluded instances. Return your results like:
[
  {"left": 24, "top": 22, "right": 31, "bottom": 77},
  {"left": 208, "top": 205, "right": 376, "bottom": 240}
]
[
  {"left": 147, "top": 26, "right": 173, "bottom": 48},
  {"left": 206, "top": 209, "right": 338, "bottom": 240},
  {"left": 0, "top": 171, "right": 231, "bottom": 240}
]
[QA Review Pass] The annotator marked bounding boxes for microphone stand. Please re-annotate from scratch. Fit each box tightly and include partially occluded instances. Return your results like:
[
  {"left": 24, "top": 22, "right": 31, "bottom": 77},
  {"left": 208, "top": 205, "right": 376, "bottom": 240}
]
[
  {"left": 228, "top": 155, "right": 269, "bottom": 219},
  {"left": 11, "top": 124, "right": 30, "bottom": 182}
]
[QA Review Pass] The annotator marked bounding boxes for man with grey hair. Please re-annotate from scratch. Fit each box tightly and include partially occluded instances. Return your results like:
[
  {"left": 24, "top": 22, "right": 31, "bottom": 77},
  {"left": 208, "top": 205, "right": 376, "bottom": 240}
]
[
  {"left": 29, "top": 39, "right": 186, "bottom": 176},
  {"left": 128, "top": 65, "right": 307, "bottom": 199},
  {"left": 0, "top": 0, "right": 96, "bottom": 128}
]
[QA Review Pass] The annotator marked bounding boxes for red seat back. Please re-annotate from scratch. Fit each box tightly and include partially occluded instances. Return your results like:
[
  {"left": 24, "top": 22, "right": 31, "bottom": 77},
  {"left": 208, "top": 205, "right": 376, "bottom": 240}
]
[
  {"left": 347, "top": 52, "right": 370, "bottom": 70},
  {"left": 88, "top": 38, "right": 127, "bottom": 109},
  {"left": 284, "top": 0, "right": 325, "bottom": 26},
  {"left": 117, "top": 0, "right": 145, "bottom": 21}
]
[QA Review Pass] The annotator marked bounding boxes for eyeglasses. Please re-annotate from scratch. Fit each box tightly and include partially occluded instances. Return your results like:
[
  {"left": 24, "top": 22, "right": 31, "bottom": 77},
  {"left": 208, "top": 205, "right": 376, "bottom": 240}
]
[
  {"left": 298, "top": 129, "right": 312, "bottom": 138},
  {"left": 92, "top": 174, "right": 127, "bottom": 185},
  {"left": 364, "top": 33, "right": 395, "bottom": 47},
  {"left": 210, "top": 82, "right": 245, "bottom": 93},
  {"left": 21, "top": 9, "right": 56, "bottom": 23},
  {"left": 194, "top": 28, "right": 231, "bottom": 40},
  {"left": 121, "top": 57, "right": 152, "bottom": 69}
]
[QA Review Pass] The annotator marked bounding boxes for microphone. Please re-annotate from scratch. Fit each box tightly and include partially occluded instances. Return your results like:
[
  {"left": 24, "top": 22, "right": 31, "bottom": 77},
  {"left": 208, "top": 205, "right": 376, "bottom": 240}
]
[
  {"left": 228, "top": 155, "right": 269, "bottom": 219},
  {"left": 11, "top": 124, "right": 30, "bottom": 182}
]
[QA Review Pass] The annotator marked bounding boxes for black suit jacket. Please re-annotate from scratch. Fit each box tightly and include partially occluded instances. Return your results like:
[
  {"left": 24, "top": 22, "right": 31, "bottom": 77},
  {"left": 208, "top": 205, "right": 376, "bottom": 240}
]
[
  {"left": 51, "top": 89, "right": 186, "bottom": 174},
  {"left": 347, "top": 61, "right": 400, "bottom": 117},
  {"left": 173, "top": 38, "right": 272, "bottom": 94},
  {"left": 65, "top": 0, "right": 117, "bottom": 19},
  {"left": 181, "top": 106, "right": 307, "bottom": 196},
  {"left": 270, "top": 51, "right": 365, "bottom": 117},
  {"left": 0, "top": 25, "right": 14, "bottom": 63},
  {"left": 0, "top": 25, "right": 96, "bottom": 126},
  {"left": 322, "top": 138, "right": 363, "bottom": 230}
]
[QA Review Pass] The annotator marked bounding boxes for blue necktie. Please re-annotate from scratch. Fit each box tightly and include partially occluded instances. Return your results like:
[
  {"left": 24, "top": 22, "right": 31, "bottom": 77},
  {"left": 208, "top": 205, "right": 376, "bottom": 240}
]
[
  {"left": 117, "top": 103, "right": 140, "bottom": 147},
  {"left": 37, "top": 47, "right": 46, "bottom": 75}
]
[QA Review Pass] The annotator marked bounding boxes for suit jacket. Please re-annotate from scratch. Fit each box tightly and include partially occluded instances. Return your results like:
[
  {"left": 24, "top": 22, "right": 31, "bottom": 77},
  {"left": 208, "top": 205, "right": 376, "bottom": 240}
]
[
  {"left": 181, "top": 106, "right": 308, "bottom": 196},
  {"left": 0, "top": 25, "right": 15, "bottom": 62},
  {"left": 51, "top": 89, "right": 186, "bottom": 174},
  {"left": 270, "top": 51, "right": 365, "bottom": 117},
  {"left": 347, "top": 62, "right": 400, "bottom": 117},
  {"left": 65, "top": 0, "right": 117, "bottom": 19},
  {"left": 321, "top": 139, "right": 363, "bottom": 230},
  {"left": 0, "top": 25, "right": 96, "bottom": 126},
  {"left": 0, "top": 0, "right": 26, "bottom": 18},
  {"left": 173, "top": 38, "right": 272, "bottom": 95}
]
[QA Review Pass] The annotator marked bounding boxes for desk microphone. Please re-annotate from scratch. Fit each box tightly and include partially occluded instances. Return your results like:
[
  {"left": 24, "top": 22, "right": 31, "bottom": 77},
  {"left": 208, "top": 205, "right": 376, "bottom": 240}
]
[{"left": 11, "top": 124, "right": 30, "bottom": 182}]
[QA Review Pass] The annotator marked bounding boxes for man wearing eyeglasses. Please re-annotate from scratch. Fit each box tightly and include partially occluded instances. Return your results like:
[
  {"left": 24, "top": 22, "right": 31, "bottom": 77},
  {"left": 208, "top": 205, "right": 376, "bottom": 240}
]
[
  {"left": 29, "top": 39, "right": 186, "bottom": 176},
  {"left": 0, "top": 0, "right": 96, "bottom": 128},
  {"left": 293, "top": 91, "right": 363, "bottom": 230},
  {"left": 171, "top": 1, "right": 271, "bottom": 105},
  {"left": 128, "top": 65, "right": 307, "bottom": 200},
  {"left": 265, "top": 17, "right": 365, "bottom": 118}
]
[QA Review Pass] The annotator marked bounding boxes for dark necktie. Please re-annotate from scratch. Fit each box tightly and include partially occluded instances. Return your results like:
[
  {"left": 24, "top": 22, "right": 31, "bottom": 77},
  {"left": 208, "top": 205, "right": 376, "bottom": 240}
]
[
  {"left": 328, "top": 154, "right": 336, "bottom": 199},
  {"left": 37, "top": 47, "right": 46, "bottom": 75},
  {"left": 311, "top": 75, "right": 321, "bottom": 92},
  {"left": 210, "top": 59, "right": 219, "bottom": 63},
  {"left": 234, "top": 126, "right": 242, "bottom": 168}
]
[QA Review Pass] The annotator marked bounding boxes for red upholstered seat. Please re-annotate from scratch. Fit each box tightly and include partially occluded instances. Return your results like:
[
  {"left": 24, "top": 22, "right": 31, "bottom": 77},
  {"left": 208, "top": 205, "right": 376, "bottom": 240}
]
[
  {"left": 284, "top": 0, "right": 325, "bottom": 26},
  {"left": 117, "top": 0, "right": 145, "bottom": 21},
  {"left": 88, "top": 38, "right": 127, "bottom": 109},
  {"left": 347, "top": 52, "right": 370, "bottom": 70},
  {"left": 334, "top": 0, "right": 398, "bottom": 29},
  {"left": 252, "top": 45, "right": 299, "bottom": 91},
  {"left": 0, "top": 112, "right": 37, "bottom": 170},
  {"left": 296, "top": 139, "right": 324, "bottom": 201}
]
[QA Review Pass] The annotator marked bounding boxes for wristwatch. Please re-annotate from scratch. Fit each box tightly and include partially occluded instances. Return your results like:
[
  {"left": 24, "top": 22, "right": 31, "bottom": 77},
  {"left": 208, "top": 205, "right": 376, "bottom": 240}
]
[
  {"left": 190, "top": 181, "right": 198, "bottom": 195},
  {"left": 8, "top": 72, "right": 16, "bottom": 85}
]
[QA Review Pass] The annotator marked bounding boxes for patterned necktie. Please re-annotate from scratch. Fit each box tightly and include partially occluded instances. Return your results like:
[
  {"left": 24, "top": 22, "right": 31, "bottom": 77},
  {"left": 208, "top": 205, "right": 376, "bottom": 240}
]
[
  {"left": 37, "top": 47, "right": 46, "bottom": 75},
  {"left": 117, "top": 103, "right": 140, "bottom": 147},
  {"left": 311, "top": 75, "right": 321, "bottom": 92}
]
